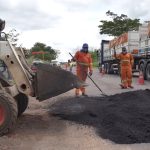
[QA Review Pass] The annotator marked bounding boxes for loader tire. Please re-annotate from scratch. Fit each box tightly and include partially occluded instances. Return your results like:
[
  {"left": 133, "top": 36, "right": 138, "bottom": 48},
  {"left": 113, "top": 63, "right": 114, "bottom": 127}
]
[
  {"left": 146, "top": 63, "right": 150, "bottom": 81},
  {"left": 15, "top": 93, "right": 29, "bottom": 117},
  {"left": 0, "top": 91, "right": 18, "bottom": 136}
]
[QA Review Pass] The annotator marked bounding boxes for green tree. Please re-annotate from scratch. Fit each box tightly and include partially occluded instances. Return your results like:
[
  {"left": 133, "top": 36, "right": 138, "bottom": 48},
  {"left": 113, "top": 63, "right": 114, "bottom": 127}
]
[
  {"left": 30, "top": 42, "right": 59, "bottom": 61},
  {"left": 98, "top": 10, "right": 141, "bottom": 36}
]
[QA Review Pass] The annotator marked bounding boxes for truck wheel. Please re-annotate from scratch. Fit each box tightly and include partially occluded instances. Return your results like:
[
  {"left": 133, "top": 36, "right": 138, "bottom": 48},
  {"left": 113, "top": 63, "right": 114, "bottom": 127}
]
[
  {"left": 146, "top": 63, "right": 150, "bottom": 81},
  {"left": 107, "top": 63, "right": 110, "bottom": 74},
  {"left": 0, "top": 91, "right": 18, "bottom": 136},
  {"left": 108, "top": 64, "right": 114, "bottom": 74},
  {"left": 139, "top": 63, "right": 144, "bottom": 74},
  {"left": 104, "top": 63, "right": 108, "bottom": 74},
  {"left": 104, "top": 63, "right": 107, "bottom": 73},
  {"left": 15, "top": 93, "right": 29, "bottom": 117}
]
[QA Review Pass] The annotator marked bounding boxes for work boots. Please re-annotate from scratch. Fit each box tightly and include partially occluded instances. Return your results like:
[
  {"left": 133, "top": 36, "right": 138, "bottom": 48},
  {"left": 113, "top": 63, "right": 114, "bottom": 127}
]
[
  {"left": 120, "top": 84, "right": 134, "bottom": 89},
  {"left": 128, "top": 85, "right": 134, "bottom": 89},
  {"left": 120, "top": 84, "right": 127, "bottom": 89}
]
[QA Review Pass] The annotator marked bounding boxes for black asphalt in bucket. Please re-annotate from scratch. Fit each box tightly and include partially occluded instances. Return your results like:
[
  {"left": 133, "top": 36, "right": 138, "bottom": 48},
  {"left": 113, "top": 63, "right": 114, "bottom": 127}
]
[{"left": 49, "top": 89, "right": 150, "bottom": 144}]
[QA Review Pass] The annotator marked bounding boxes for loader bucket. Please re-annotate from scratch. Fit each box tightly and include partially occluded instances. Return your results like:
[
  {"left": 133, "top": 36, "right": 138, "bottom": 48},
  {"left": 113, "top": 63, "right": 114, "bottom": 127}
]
[{"left": 34, "top": 63, "right": 86, "bottom": 101}]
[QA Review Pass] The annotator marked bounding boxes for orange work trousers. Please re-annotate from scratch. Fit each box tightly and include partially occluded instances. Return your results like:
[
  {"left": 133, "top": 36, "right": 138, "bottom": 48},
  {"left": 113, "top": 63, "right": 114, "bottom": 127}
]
[
  {"left": 121, "top": 65, "right": 132, "bottom": 87},
  {"left": 75, "top": 69, "right": 87, "bottom": 95}
]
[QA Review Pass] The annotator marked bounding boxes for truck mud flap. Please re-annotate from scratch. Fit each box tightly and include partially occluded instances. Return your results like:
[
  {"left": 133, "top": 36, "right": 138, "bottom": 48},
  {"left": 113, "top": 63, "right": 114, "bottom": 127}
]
[{"left": 34, "top": 63, "right": 86, "bottom": 101}]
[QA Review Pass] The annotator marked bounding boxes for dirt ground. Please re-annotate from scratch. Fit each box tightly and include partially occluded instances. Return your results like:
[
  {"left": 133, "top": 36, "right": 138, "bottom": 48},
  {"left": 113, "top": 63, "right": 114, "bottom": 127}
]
[{"left": 0, "top": 69, "right": 150, "bottom": 150}]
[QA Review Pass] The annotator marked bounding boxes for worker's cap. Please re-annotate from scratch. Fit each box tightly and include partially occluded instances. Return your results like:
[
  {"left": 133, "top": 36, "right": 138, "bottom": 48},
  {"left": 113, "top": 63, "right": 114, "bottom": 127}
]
[
  {"left": 122, "top": 47, "right": 127, "bottom": 52},
  {"left": 82, "top": 43, "right": 88, "bottom": 49}
]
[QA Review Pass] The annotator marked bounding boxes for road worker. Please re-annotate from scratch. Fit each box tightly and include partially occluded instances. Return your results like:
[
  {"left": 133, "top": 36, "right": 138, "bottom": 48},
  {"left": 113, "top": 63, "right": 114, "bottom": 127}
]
[
  {"left": 72, "top": 43, "right": 93, "bottom": 97},
  {"left": 114, "top": 47, "right": 134, "bottom": 89}
]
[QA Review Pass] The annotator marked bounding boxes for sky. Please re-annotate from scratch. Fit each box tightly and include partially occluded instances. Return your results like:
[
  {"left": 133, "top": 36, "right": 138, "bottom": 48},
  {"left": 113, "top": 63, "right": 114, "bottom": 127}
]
[{"left": 1, "top": 0, "right": 150, "bottom": 61}]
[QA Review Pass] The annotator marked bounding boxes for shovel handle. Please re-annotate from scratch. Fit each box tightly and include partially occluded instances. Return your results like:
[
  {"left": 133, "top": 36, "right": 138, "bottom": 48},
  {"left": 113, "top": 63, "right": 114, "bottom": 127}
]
[{"left": 69, "top": 53, "right": 74, "bottom": 60}]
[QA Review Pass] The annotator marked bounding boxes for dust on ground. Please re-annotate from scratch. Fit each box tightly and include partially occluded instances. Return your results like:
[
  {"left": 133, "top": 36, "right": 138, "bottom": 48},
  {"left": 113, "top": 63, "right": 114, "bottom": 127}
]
[{"left": 50, "top": 89, "right": 150, "bottom": 144}]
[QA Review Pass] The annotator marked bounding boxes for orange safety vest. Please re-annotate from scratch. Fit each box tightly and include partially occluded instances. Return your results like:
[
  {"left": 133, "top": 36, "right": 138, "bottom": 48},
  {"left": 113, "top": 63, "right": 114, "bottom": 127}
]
[
  {"left": 74, "top": 51, "right": 93, "bottom": 71},
  {"left": 117, "top": 53, "right": 134, "bottom": 67}
]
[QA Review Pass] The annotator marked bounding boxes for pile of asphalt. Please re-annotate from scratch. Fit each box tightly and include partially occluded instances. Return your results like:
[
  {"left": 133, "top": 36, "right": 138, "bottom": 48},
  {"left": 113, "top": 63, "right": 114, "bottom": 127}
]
[{"left": 49, "top": 89, "right": 150, "bottom": 144}]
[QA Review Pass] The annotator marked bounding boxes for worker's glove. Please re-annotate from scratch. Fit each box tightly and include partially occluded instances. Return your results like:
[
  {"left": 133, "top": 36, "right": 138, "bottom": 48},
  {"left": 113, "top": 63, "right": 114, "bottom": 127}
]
[{"left": 89, "top": 70, "right": 93, "bottom": 76}]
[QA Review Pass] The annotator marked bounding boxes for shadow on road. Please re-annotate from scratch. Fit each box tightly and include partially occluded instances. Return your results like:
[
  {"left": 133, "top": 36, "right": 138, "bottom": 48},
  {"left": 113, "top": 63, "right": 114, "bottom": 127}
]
[{"left": 49, "top": 89, "right": 150, "bottom": 144}]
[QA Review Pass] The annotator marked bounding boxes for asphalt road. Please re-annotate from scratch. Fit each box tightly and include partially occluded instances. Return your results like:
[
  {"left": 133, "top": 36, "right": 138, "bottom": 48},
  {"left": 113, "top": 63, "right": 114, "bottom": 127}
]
[{"left": 0, "top": 68, "right": 150, "bottom": 150}]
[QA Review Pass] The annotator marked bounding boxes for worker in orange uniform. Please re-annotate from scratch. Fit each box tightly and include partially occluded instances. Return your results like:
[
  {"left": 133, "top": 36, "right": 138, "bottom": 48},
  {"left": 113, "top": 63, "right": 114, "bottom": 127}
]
[
  {"left": 115, "top": 47, "right": 134, "bottom": 89},
  {"left": 72, "top": 43, "right": 93, "bottom": 97}
]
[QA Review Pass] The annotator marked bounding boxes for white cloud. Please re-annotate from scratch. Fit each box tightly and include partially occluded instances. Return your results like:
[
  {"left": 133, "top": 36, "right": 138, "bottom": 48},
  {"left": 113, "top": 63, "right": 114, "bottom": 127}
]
[{"left": 1, "top": 0, "right": 61, "bottom": 30}]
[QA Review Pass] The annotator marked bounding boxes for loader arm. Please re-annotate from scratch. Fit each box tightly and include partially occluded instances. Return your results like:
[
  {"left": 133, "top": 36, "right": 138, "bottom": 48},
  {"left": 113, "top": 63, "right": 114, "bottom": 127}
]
[{"left": 0, "top": 33, "right": 33, "bottom": 96}]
